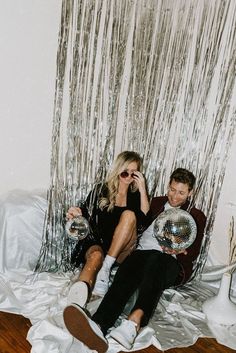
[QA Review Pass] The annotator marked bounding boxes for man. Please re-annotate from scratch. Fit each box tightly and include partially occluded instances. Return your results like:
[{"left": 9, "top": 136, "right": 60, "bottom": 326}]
[{"left": 63, "top": 168, "right": 206, "bottom": 353}]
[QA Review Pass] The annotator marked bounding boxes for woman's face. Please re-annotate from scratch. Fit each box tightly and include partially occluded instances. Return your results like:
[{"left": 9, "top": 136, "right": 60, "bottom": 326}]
[{"left": 118, "top": 161, "right": 139, "bottom": 185}]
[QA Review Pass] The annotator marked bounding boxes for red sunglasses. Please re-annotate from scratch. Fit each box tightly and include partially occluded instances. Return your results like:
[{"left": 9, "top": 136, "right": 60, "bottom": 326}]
[{"left": 120, "top": 171, "right": 136, "bottom": 178}]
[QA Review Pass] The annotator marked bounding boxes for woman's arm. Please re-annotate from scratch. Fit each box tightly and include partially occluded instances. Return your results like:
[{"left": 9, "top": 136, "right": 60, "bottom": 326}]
[
  {"left": 66, "top": 184, "right": 102, "bottom": 221},
  {"left": 132, "top": 171, "right": 150, "bottom": 214}
]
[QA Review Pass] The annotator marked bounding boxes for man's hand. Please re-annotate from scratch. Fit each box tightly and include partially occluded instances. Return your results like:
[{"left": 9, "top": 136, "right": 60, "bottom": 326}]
[
  {"left": 161, "top": 246, "right": 188, "bottom": 256},
  {"left": 66, "top": 207, "right": 82, "bottom": 220}
]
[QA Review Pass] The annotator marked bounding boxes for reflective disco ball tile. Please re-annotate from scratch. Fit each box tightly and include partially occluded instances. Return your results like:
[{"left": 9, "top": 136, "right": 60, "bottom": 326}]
[
  {"left": 65, "top": 216, "right": 90, "bottom": 241},
  {"left": 154, "top": 208, "right": 197, "bottom": 250}
]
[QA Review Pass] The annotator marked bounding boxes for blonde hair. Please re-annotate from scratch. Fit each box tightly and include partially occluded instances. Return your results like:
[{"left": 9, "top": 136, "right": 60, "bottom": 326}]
[{"left": 99, "top": 151, "right": 142, "bottom": 211}]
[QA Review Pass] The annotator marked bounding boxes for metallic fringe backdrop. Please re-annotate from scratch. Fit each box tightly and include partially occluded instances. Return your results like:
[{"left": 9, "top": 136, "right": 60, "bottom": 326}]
[{"left": 35, "top": 0, "right": 236, "bottom": 276}]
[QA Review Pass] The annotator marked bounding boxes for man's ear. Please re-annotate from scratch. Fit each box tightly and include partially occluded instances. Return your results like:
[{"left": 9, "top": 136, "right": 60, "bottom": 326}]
[{"left": 188, "top": 189, "right": 194, "bottom": 197}]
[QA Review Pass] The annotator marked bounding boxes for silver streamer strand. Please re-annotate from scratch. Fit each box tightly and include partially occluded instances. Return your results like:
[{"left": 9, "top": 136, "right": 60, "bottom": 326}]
[
  {"left": 35, "top": 0, "right": 236, "bottom": 275},
  {"left": 228, "top": 217, "right": 236, "bottom": 274}
]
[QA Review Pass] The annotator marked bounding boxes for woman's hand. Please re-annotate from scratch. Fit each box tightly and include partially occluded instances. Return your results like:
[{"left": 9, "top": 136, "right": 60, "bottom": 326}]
[
  {"left": 132, "top": 171, "right": 150, "bottom": 214},
  {"left": 66, "top": 207, "right": 82, "bottom": 220},
  {"left": 132, "top": 171, "right": 146, "bottom": 193}
]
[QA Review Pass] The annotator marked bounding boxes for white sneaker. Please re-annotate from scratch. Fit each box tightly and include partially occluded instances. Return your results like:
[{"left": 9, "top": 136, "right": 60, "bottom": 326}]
[
  {"left": 93, "top": 265, "right": 110, "bottom": 296},
  {"left": 67, "top": 281, "right": 89, "bottom": 307},
  {"left": 63, "top": 304, "right": 108, "bottom": 353},
  {"left": 109, "top": 319, "right": 138, "bottom": 349}
]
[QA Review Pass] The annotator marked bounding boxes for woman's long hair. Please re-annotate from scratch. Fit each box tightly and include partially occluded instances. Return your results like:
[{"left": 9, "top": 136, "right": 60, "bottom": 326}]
[{"left": 99, "top": 151, "right": 142, "bottom": 211}]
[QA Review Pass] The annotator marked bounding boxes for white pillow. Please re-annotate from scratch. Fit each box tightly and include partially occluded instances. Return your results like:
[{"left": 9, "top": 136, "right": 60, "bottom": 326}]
[{"left": 0, "top": 190, "right": 47, "bottom": 272}]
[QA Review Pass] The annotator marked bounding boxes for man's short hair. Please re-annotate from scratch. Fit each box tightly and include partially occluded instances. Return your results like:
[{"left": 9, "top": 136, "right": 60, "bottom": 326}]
[{"left": 170, "top": 168, "right": 196, "bottom": 191}]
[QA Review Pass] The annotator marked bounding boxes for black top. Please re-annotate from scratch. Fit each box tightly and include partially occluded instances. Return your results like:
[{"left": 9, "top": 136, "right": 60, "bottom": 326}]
[{"left": 80, "top": 183, "right": 148, "bottom": 252}]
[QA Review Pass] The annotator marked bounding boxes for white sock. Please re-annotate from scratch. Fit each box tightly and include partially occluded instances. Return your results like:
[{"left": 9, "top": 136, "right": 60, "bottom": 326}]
[
  {"left": 103, "top": 255, "right": 116, "bottom": 271},
  {"left": 95, "top": 255, "right": 116, "bottom": 284}
]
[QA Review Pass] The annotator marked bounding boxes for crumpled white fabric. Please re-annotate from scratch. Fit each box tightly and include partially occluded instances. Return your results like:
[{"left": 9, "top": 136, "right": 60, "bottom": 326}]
[{"left": 0, "top": 190, "right": 236, "bottom": 352}]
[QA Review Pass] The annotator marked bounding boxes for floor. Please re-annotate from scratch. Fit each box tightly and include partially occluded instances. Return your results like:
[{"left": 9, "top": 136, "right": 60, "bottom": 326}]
[{"left": 0, "top": 311, "right": 235, "bottom": 353}]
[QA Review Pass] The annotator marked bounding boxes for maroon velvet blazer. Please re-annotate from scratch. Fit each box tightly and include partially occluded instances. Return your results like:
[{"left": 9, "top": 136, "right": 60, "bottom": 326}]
[{"left": 148, "top": 196, "right": 207, "bottom": 285}]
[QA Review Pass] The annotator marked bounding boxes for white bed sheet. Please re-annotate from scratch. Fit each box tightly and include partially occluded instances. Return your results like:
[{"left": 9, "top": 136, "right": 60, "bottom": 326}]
[{"left": 0, "top": 190, "right": 235, "bottom": 352}]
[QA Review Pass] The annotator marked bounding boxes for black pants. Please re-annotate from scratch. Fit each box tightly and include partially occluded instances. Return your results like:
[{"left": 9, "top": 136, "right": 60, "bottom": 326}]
[{"left": 92, "top": 249, "right": 181, "bottom": 335}]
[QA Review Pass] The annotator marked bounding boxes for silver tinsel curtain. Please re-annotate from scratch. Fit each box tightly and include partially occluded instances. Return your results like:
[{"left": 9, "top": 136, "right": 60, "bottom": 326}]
[{"left": 36, "top": 0, "right": 236, "bottom": 276}]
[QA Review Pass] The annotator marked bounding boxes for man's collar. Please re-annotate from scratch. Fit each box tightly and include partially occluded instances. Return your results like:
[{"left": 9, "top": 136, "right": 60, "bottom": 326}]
[
  {"left": 180, "top": 199, "right": 190, "bottom": 210},
  {"left": 164, "top": 198, "right": 190, "bottom": 211}
]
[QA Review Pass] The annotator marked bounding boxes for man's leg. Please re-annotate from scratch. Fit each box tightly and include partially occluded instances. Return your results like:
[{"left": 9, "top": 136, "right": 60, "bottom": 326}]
[
  {"left": 108, "top": 251, "right": 180, "bottom": 349},
  {"left": 64, "top": 251, "right": 145, "bottom": 352},
  {"left": 92, "top": 250, "right": 149, "bottom": 334},
  {"left": 132, "top": 251, "right": 181, "bottom": 327},
  {"left": 63, "top": 304, "right": 108, "bottom": 353}
]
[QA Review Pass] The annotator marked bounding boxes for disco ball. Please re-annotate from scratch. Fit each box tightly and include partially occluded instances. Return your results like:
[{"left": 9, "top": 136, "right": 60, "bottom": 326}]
[
  {"left": 65, "top": 216, "right": 90, "bottom": 241},
  {"left": 154, "top": 208, "right": 197, "bottom": 250}
]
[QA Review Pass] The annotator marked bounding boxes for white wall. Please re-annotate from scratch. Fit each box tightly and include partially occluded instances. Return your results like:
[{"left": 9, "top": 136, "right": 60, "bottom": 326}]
[
  {"left": 0, "top": 0, "right": 61, "bottom": 193},
  {"left": 208, "top": 132, "right": 236, "bottom": 266},
  {"left": 0, "top": 1, "right": 235, "bottom": 266}
]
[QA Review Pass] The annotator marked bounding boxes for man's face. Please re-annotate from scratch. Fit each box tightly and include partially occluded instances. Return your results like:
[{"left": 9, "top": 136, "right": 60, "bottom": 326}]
[{"left": 167, "top": 180, "right": 193, "bottom": 207}]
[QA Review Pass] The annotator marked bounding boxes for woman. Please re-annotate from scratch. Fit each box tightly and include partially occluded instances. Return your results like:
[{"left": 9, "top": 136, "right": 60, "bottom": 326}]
[{"left": 66, "top": 151, "right": 149, "bottom": 307}]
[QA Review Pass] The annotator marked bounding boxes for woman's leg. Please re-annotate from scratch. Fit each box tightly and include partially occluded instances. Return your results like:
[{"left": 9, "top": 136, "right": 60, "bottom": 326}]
[
  {"left": 93, "top": 210, "right": 137, "bottom": 295},
  {"left": 107, "top": 210, "right": 137, "bottom": 261},
  {"left": 79, "top": 245, "right": 104, "bottom": 289},
  {"left": 67, "top": 245, "right": 104, "bottom": 306}
]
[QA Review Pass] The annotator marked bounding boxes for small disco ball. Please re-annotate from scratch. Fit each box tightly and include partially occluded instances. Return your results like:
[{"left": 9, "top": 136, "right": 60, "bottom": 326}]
[
  {"left": 65, "top": 216, "right": 90, "bottom": 241},
  {"left": 154, "top": 208, "right": 197, "bottom": 250}
]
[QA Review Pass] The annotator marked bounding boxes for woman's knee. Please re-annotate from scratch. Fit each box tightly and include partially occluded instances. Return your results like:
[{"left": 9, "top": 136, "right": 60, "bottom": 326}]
[
  {"left": 120, "top": 210, "right": 136, "bottom": 226},
  {"left": 85, "top": 246, "right": 104, "bottom": 263}
]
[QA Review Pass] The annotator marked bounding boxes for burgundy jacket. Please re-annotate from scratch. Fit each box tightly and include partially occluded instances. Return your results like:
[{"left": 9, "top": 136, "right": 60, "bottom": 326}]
[{"left": 148, "top": 196, "right": 206, "bottom": 285}]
